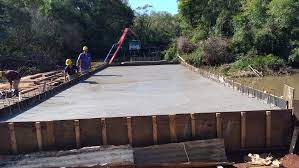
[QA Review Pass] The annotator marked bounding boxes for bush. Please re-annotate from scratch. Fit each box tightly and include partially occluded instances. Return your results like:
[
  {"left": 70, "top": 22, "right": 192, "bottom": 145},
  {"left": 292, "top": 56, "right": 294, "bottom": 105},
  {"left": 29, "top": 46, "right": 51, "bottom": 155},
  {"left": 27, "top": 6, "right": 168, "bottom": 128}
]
[
  {"left": 201, "top": 36, "right": 233, "bottom": 65},
  {"left": 177, "top": 36, "right": 197, "bottom": 54},
  {"left": 288, "top": 48, "right": 299, "bottom": 64},
  {"left": 163, "top": 41, "right": 177, "bottom": 61},
  {"left": 233, "top": 54, "right": 286, "bottom": 72},
  {"left": 183, "top": 46, "right": 203, "bottom": 67}
]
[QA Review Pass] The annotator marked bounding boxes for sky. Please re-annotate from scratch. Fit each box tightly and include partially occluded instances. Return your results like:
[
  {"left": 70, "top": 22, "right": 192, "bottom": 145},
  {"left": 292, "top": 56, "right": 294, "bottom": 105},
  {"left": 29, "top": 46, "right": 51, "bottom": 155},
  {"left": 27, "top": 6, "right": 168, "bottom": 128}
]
[{"left": 128, "top": 0, "right": 178, "bottom": 15}]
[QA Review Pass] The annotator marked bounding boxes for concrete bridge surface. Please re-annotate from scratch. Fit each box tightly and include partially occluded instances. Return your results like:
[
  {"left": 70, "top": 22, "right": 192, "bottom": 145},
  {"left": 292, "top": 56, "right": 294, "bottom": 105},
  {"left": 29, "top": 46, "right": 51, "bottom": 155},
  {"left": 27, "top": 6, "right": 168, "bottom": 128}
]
[{"left": 6, "top": 65, "right": 275, "bottom": 122}]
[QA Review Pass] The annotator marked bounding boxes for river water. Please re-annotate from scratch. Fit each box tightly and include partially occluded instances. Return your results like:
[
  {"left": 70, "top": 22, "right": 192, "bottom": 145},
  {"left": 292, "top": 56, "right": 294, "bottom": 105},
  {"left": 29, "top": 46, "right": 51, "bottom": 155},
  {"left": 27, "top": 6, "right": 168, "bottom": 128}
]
[{"left": 236, "top": 70, "right": 299, "bottom": 99}]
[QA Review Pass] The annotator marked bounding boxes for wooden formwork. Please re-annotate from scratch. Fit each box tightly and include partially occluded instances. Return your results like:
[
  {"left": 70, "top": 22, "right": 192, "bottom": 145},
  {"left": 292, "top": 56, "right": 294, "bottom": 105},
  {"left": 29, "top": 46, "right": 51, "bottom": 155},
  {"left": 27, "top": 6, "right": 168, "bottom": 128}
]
[{"left": 0, "top": 109, "right": 293, "bottom": 155}]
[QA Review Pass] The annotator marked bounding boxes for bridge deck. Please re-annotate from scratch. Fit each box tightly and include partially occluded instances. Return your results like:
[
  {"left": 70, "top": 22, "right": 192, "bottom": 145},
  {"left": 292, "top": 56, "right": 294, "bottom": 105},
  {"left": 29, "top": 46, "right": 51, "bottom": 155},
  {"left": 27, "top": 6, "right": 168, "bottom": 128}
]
[{"left": 6, "top": 65, "right": 275, "bottom": 122}]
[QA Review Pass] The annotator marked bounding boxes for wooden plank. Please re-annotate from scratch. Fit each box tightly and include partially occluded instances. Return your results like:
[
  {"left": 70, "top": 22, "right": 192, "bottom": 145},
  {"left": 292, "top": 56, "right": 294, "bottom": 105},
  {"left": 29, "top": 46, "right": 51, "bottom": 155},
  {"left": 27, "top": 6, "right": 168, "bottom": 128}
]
[
  {"left": 185, "top": 139, "right": 227, "bottom": 162},
  {"left": 79, "top": 118, "right": 102, "bottom": 147},
  {"left": 221, "top": 112, "right": 241, "bottom": 152},
  {"left": 74, "top": 120, "right": 81, "bottom": 148},
  {"left": 194, "top": 113, "right": 216, "bottom": 140},
  {"left": 35, "top": 122, "right": 43, "bottom": 150},
  {"left": 101, "top": 119, "right": 107, "bottom": 145},
  {"left": 127, "top": 117, "right": 133, "bottom": 145},
  {"left": 14, "top": 122, "right": 38, "bottom": 153},
  {"left": 190, "top": 113, "right": 196, "bottom": 138},
  {"left": 293, "top": 100, "right": 299, "bottom": 120},
  {"left": 169, "top": 115, "right": 177, "bottom": 143},
  {"left": 46, "top": 121, "right": 55, "bottom": 147},
  {"left": 106, "top": 117, "right": 128, "bottom": 145},
  {"left": 8, "top": 122, "right": 17, "bottom": 154},
  {"left": 134, "top": 139, "right": 227, "bottom": 165},
  {"left": 132, "top": 116, "right": 153, "bottom": 147},
  {"left": 246, "top": 111, "right": 265, "bottom": 148},
  {"left": 152, "top": 116, "right": 158, "bottom": 145},
  {"left": 216, "top": 113, "right": 222, "bottom": 138},
  {"left": 54, "top": 120, "right": 76, "bottom": 149},
  {"left": 271, "top": 110, "right": 293, "bottom": 147},
  {"left": 241, "top": 112, "right": 246, "bottom": 148},
  {"left": 157, "top": 115, "right": 171, "bottom": 144},
  {"left": 0, "top": 123, "right": 11, "bottom": 154},
  {"left": 266, "top": 111, "right": 271, "bottom": 147},
  {"left": 289, "top": 127, "right": 299, "bottom": 154},
  {"left": 175, "top": 114, "right": 192, "bottom": 142}
]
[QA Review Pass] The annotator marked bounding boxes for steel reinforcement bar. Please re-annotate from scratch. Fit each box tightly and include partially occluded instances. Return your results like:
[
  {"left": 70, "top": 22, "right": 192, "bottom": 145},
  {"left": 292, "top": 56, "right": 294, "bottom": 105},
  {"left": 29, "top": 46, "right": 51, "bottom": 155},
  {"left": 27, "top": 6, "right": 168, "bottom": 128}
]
[{"left": 0, "top": 109, "right": 293, "bottom": 155}]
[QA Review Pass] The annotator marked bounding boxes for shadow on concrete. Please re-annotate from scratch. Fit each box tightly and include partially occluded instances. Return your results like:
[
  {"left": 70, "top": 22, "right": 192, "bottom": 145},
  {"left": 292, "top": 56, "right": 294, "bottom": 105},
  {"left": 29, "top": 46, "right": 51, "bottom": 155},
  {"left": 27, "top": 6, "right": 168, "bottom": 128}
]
[
  {"left": 93, "top": 74, "right": 123, "bottom": 77},
  {"left": 80, "top": 81, "right": 99, "bottom": 84}
]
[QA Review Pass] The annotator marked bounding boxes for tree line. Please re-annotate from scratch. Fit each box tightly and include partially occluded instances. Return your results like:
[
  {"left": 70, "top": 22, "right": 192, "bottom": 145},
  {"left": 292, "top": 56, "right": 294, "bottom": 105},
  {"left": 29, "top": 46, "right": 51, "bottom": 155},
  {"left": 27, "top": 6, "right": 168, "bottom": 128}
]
[
  {"left": 0, "top": 0, "right": 178, "bottom": 75},
  {"left": 166, "top": 0, "right": 299, "bottom": 76}
]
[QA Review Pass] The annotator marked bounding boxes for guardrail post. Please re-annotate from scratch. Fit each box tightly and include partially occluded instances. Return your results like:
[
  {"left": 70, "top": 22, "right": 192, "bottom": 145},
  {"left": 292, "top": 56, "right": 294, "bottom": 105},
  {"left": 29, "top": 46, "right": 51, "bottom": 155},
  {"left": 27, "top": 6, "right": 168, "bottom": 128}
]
[
  {"left": 127, "top": 117, "right": 133, "bottom": 145},
  {"left": 216, "top": 113, "right": 222, "bottom": 138},
  {"left": 266, "top": 111, "right": 272, "bottom": 147},
  {"left": 169, "top": 115, "right": 177, "bottom": 142},
  {"left": 101, "top": 119, "right": 107, "bottom": 145},
  {"left": 35, "top": 122, "right": 43, "bottom": 150},
  {"left": 241, "top": 112, "right": 246, "bottom": 148},
  {"left": 74, "top": 120, "right": 81, "bottom": 148},
  {"left": 190, "top": 113, "right": 196, "bottom": 138},
  {"left": 152, "top": 116, "right": 158, "bottom": 145},
  {"left": 8, "top": 122, "right": 17, "bottom": 154}
]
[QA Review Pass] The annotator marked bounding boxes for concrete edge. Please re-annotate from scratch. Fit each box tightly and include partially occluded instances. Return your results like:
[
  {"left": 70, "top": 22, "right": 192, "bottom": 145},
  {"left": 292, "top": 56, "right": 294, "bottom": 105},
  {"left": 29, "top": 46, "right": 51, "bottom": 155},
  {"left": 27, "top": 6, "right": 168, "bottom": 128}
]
[
  {"left": 109, "top": 60, "right": 180, "bottom": 66},
  {"left": 178, "top": 56, "right": 288, "bottom": 109}
]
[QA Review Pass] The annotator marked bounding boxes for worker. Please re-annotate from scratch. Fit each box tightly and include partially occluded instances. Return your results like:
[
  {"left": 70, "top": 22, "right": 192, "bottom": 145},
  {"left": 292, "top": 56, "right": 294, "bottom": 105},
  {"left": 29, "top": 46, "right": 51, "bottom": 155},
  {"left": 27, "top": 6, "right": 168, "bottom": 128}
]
[
  {"left": 64, "top": 59, "right": 78, "bottom": 81},
  {"left": 0, "top": 70, "right": 21, "bottom": 95},
  {"left": 76, "top": 46, "right": 91, "bottom": 75}
]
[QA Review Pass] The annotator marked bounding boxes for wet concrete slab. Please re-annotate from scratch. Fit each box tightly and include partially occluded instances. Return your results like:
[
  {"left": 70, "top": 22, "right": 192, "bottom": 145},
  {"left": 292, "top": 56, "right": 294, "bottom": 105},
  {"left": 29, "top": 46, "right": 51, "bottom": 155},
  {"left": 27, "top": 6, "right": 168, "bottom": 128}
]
[{"left": 6, "top": 65, "right": 276, "bottom": 122}]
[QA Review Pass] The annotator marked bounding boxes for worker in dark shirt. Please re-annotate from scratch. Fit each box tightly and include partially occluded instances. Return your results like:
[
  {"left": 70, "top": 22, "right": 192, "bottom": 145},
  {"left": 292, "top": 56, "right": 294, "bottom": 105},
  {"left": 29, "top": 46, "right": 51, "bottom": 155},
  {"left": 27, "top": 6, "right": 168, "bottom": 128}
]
[
  {"left": 0, "top": 70, "right": 21, "bottom": 94},
  {"left": 64, "top": 59, "right": 78, "bottom": 81}
]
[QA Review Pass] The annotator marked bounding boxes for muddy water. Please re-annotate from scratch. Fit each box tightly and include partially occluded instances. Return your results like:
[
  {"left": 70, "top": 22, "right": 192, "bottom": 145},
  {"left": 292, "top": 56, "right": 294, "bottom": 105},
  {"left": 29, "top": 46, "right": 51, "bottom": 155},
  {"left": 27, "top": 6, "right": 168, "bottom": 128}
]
[{"left": 236, "top": 70, "right": 299, "bottom": 99}]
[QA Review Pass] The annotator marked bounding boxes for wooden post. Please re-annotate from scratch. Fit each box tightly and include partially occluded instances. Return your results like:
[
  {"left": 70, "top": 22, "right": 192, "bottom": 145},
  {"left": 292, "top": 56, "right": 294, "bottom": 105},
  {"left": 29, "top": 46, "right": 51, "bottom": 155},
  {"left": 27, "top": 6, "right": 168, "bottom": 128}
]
[
  {"left": 289, "top": 127, "right": 299, "bottom": 154},
  {"left": 127, "top": 117, "right": 133, "bottom": 145},
  {"left": 8, "top": 122, "right": 17, "bottom": 154},
  {"left": 46, "top": 121, "right": 55, "bottom": 147},
  {"left": 35, "top": 122, "right": 43, "bottom": 150},
  {"left": 101, "top": 119, "right": 107, "bottom": 145},
  {"left": 266, "top": 111, "right": 272, "bottom": 147},
  {"left": 216, "top": 113, "right": 222, "bottom": 138},
  {"left": 74, "top": 120, "right": 81, "bottom": 148},
  {"left": 169, "top": 115, "right": 177, "bottom": 142},
  {"left": 241, "top": 112, "right": 246, "bottom": 148},
  {"left": 152, "top": 116, "right": 158, "bottom": 145},
  {"left": 190, "top": 113, "right": 196, "bottom": 138}
]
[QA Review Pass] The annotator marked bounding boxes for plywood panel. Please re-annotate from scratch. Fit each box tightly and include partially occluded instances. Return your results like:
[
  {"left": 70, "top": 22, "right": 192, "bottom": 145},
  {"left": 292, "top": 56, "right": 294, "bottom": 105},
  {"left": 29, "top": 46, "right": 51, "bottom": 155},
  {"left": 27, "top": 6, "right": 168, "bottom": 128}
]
[
  {"left": 221, "top": 112, "right": 241, "bottom": 151},
  {"left": 14, "top": 122, "right": 38, "bottom": 153},
  {"left": 0, "top": 123, "right": 10, "bottom": 154},
  {"left": 106, "top": 117, "right": 128, "bottom": 145},
  {"left": 156, "top": 115, "right": 171, "bottom": 144},
  {"left": 132, "top": 116, "right": 153, "bottom": 147},
  {"left": 175, "top": 114, "right": 192, "bottom": 142},
  {"left": 54, "top": 120, "right": 76, "bottom": 149},
  {"left": 194, "top": 113, "right": 216, "bottom": 140},
  {"left": 246, "top": 111, "right": 266, "bottom": 148},
  {"left": 80, "top": 118, "right": 102, "bottom": 147},
  {"left": 271, "top": 110, "right": 292, "bottom": 147}
]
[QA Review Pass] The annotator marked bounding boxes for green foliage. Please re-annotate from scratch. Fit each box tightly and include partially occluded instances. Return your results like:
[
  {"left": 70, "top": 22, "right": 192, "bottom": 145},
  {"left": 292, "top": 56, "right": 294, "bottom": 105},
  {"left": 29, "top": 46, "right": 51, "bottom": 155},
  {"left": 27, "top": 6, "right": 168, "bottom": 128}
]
[
  {"left": 163, "top": 41, "right": 177, "bottom": 61},
  {"left": 0, "top": 0, "right": 134, "bottom": 72},
  {"left": 233, "top": 54, "right": 286, "bottom": 72},
  {"left": 183, "top": 47, "right": 203, "bottom": 67},
  {"left": 133, "top": 6, "right": 179, "bottom": 48},
  {"left": 288, "top": 48, "right": 299, "bottom": 64}
]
